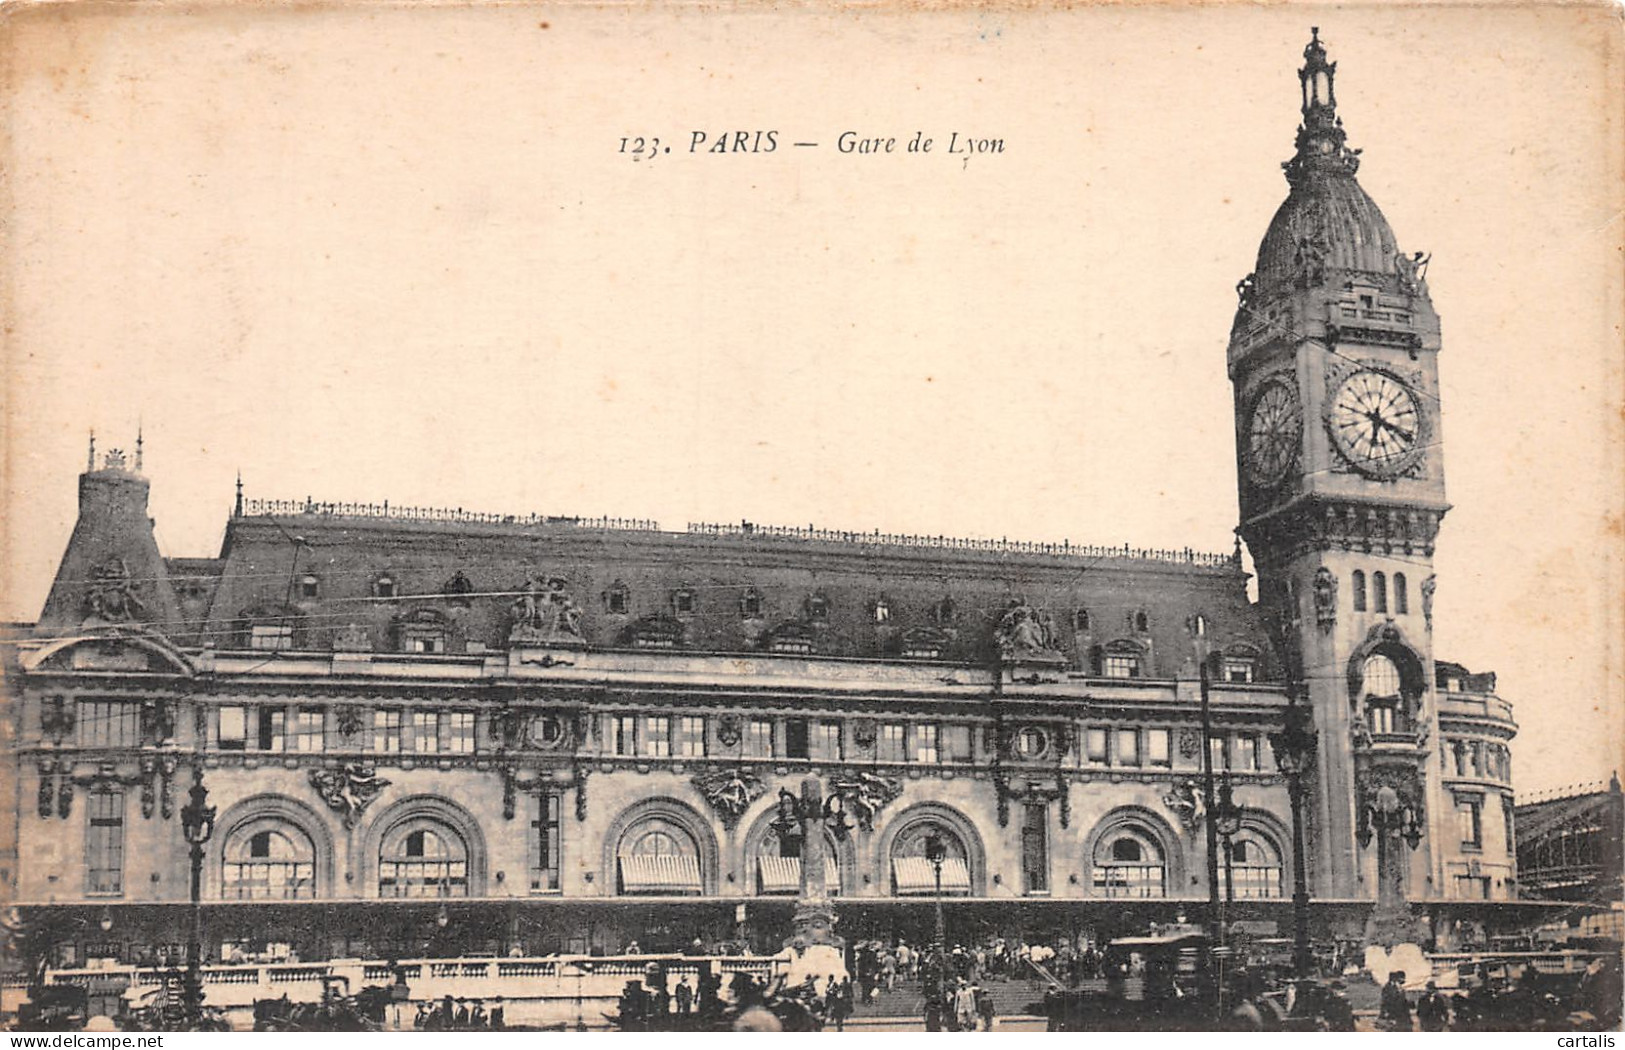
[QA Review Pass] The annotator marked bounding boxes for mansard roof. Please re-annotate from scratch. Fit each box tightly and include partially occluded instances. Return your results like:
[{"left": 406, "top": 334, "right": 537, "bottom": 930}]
[{"left": 135, "top": 496, "right": 1273, "bottom": 678}]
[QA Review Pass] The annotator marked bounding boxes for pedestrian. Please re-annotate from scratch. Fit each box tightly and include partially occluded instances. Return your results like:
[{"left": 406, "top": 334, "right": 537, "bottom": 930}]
[
  {"left": 1322, "top": 981, "right": 1356, "bottom": 1032},
  {"left": 953, "top": 978, "right": 977, "bottom": 1032},
  {"left": 1416, "top": 980, "right": 1450, "bottom": 1032},
  {"left": 676, "top": 974, "right": 694, "bottom": 1016},
  {"left": 975, "top": 984, "right": 995, "bottom": 1032},
  {"left": 1379, "top": 971, "right": 1412, "bottom": 1032},
  {"left": 489, "top": 996, "right": 506, "bottom": 1030}
]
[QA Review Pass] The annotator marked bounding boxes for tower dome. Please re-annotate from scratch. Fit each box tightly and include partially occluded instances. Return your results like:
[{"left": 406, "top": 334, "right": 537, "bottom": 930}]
[{"left": 1247, "top": 29, "right": 1403, "bottom": 299}]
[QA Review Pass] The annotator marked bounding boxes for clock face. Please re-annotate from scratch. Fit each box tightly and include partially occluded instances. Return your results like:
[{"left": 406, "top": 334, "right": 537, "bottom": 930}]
[
  {"left": 1245, "top": 378, "right": 1302, "bottom": 487},
  {"left": 1326, "top": 368, "right": 1424, "bottom": 477}
]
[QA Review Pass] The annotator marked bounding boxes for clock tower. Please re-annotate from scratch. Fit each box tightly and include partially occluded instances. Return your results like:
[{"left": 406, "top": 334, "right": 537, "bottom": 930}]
[{"left": 1230, "top": 30, "right": 1451, "bottom": 922}]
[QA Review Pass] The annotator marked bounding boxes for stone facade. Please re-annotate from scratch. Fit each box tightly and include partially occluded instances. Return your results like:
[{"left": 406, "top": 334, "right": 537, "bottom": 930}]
[{"left": 2, "top": 32, "right": 1524, "bottom": 978}]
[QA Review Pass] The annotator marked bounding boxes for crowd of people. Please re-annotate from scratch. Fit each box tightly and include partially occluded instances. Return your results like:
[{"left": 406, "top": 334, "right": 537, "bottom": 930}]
[
  {"left": 1377, "top": 957, "right": 1624, "bottom": 1032},
  {"left": 411, "top": 994, "right": 506, "bottom": 1030}
]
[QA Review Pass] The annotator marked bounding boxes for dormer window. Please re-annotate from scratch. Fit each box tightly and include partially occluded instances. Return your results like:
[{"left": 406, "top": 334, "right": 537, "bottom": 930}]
[
  {"left": 930, "top": 596, "right": 957, "bottom": 626},
  {"left": 873, "top": 597, "right": 892, "bottom": 624},
  {"left": 299, "top": 574, "right": 320, "bottom": 600},
  {"left": 1098, "top": 640, "right": 1145, "bottom": 679},
  {"left": 1190, "top": 613, "right": 1208, "bottom": 637},
  {"left": 605, "top": 581, "right": 630, "bottom": 616},
  {"left": 672, "top": 588, "right": 696, "bottom": 616},
  {"left": 807, "top": 593, "right": 830, "bottom": 623},
  {"left": 1133, "top": 611, "right": 1150, "bottom": 633},
  {"left": 740, "top": 588, "right": 763, "bottom": 619},
  {"left": 397, "top": 609, "right": 450, "bottom": 654},
  {"left": 373, "top": 575, "right": 397, "bottom": 600},
  {"left": 1073, "top": 609, "right": 1090, "bottom": 632},
  {"left": 1223, "top": 657, "right": 1256, "bottom": 684},
  {"left": 901, "top": 627, "right": 946, "bottom": 660},
  {"left": 250, "top": 623, "right": 293, "bottom": 652}
]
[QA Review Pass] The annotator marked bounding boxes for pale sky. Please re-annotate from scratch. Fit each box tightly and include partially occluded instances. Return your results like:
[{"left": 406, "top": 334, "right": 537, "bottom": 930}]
[{"left": 2, "top": 2, "right": 1620, "bottom": 796}]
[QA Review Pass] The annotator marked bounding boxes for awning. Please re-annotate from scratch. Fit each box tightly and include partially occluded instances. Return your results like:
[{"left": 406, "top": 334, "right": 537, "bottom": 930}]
[
  {"left": 757, "top": 856, "right": 840, "bottom": 894},
  {"left": 618, "top": 854, "right": 702, "bottom": 894},
  {"left": 892, "top": 856, "right": 971, "bottom": 894}
]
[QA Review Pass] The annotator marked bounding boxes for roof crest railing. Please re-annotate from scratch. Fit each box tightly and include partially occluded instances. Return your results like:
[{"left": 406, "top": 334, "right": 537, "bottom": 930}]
[
  {"left": 237, "top": 500, "right": 1241, "bottom": 568},
  {"left": 686, "top": 521, "right": 1239, "bottom": 567},
  {"left": 240, "top": 498, "right": 659, "bottom": 532}
]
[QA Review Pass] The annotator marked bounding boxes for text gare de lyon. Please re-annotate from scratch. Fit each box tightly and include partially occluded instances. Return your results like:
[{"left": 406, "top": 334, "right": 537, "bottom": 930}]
[{"left": 686, "top": 130, "right": 1005, "bottom": 154}]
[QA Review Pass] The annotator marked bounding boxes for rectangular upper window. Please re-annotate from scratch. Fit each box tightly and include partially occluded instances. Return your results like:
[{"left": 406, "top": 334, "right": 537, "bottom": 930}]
[
  {"left": 290, "top": 708, "right": 324, "bottom": 753},
  {"left": 1235, "top": 734, "right": 1260, "bottom": 771},
  {"left": 1146, "top": 728, "right": 1172, "bottom": 767},
  {"left": 943, "top": 724, "right": 973, "bottom": 763},
  {"left": 1223, "top": 658, "right": 1255, "bottom": 684},
  {"left": 643, "top": 716, "right": 671, "bottom": 758},
  {"left": 745, "top": 719, "right": 774, "bottom": 759},
  {"left": 911, "top": 724, "right": 940, "bottom": 765},
  {"left": 677, "top": 716, "right": 707, "bottom": 758},
  {"left": 614, "top": 715, "right": 637, "bottom": 757},
  {"left": 784, "top": 719, "right": 809, "bottom": 760},
  {"left": 86, "top": 790, "right": 124, "bottom": 897},
  {"left": 446, "top": 712, "right": 475, "bottom": 754},
  {"left": 256, "top": 707, "right": 285, "bottom": 752},
  {"left": 1115, "top": 728, "right": 1141, "bottom": 766},
  {"left": 77, "top": 700, "right": 142, "bottom": 748},
  {"left": 1458, "top": 797, "right": 1483, "bottom": 848},
  {"left": 531, "top": 792, "right": 562, "bottom": 894},
  {"left": 373, "top": 709, "right": 402, "bottom": 753},
  {"left": 218, "top": 706, "right": 248, "bottom": 751},
  {"left": 1085, "top": 727, "right": 1109, "bottom": 764},
  {"left": 879, "top": 723, "right": 906, "bottom": 763},
  {"left": 411, "top": 711, "right": 440, "bottom": 753},
  {"left": 813, "top": 721, "right": 843, "bottom": 762}
]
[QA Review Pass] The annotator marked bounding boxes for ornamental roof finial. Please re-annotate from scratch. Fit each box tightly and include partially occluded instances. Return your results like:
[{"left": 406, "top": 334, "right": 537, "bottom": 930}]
[{"left": 1283, "top": 28, "right": 1360, "bottom": 186}]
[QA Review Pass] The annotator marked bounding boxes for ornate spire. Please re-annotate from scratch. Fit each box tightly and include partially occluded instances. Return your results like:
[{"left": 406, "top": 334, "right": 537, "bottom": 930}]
[
  {"left": 87, "top": 430, "right": 96, "bottom": 472},
  {"left": 135, "top": 422, "right": 144, "bottom": 472},
  {"left": 234, "top": 472, "right": 244, "bottom": 517},
  {"left": 1283, "top": 27, "right": 1361, "bottom": 187}
]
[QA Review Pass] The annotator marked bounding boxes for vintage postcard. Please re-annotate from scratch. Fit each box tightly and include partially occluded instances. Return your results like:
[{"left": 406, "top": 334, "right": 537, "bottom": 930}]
[{"left": 1, "top": 0, "right": 1621, "bottom": 1035}]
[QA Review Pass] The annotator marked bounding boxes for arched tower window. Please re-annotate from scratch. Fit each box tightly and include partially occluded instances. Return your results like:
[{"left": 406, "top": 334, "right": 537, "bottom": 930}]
[
  {"left": 223, "top": 823, "right": 316, "bottom": 900},
  {"left": 1394, "top": 573, "right": 1408, "bottom": 615},
  {"left": 1362, "top": 653, "right": 1403, "bottom": 735},
  {"left": 1372, "top": 572, "right": 1388, "bottom": 614},
  {"left": 1092, "top": 825, "right": 1165, "bottom": 898},
  {"left": 1352, "top": 571, "right": 1367, "bottom": 612}
]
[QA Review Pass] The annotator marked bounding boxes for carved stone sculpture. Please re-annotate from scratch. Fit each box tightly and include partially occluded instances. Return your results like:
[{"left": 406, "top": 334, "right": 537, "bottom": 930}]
[
  {"left": 84, "top": 558, "right": 145, "bottom": 622},
  {"left": 1313, "top": 567, "right": 1338, "bottom": 632},
  {"left": 309, "top": 764, "right": 390, "bottom": 829},
  {"left": 828, "top": 770, "right": 902, "bottom": 833},
  {"left": 509, "top": 574, "right": 585, "bottom": 645},
  {"left": 692, "top": 768, "right": 765, "bottom": 830},
  {"left": 1162, "top": 779, "right": 1207, "bottom": 834}
]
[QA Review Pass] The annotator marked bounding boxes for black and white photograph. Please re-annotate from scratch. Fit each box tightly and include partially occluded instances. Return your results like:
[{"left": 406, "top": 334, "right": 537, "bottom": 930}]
[{"left": 1, "top": 1, "right": 1621, "bottom": 1035}]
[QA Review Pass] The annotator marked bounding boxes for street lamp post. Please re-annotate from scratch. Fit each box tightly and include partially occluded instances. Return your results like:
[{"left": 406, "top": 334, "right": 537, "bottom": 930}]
[
  {"left": 1213, "top": 774, "right": 1243, "bottom": 911},
  {"left": 179, "top": 767, "right": 216, "bottom": 1029},
  {"left": 924, "top": 832, "right": 946, "bottom": 1004},
  {"left": 1269, "top": 701, "right": 1318, "bottom": 978}
]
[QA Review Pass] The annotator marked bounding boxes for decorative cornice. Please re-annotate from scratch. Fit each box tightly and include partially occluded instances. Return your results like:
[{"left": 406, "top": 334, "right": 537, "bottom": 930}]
[{"left": 1243, "top": 497, "right": 1445, "bottom": 558}]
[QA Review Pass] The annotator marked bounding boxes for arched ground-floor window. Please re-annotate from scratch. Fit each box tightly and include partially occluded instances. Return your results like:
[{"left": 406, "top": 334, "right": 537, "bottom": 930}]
[
  {"left": 890, "top": 820, "right": 972, "bottom": 896},
  {"left": 617, "top": 815, "right": 703, "bottom": 895},
  {"left": 379, "top": 820, "right": 468, "bottom": 898},
  {"left": 223, "top": 821, "right": 316, "bottom": 900},
  {"left": 1092, "top": 825, "right": 1166, "bottom": 898}
]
